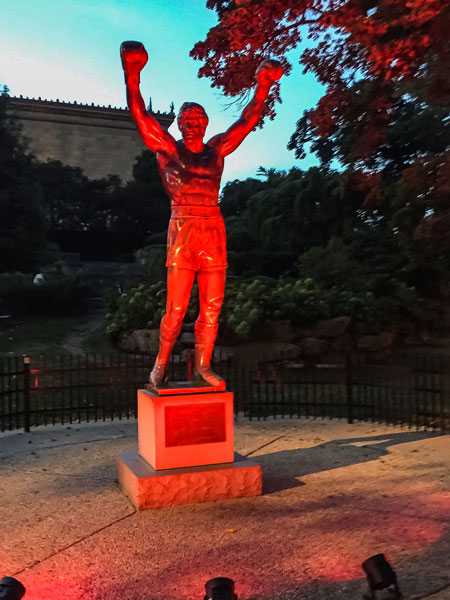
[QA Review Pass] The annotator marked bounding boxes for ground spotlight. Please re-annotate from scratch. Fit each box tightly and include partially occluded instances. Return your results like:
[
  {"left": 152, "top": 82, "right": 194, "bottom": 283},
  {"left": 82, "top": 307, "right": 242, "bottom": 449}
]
[
  {"left": 362, "top": 554, "right": 402, "bottom": 599},
  {"left": 204, "top": 577, "right": 237, "bottom": 600},
  {"left": 0, "top": 577, "right": 26, "bottom": 600}
]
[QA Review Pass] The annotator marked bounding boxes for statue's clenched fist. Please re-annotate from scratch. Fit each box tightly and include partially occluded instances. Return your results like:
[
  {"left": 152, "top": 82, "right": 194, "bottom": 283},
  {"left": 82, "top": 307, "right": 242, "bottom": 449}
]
[
  {"left": 120, "top": 41, "right": 148, "bottom": 75},
  {"left": 255, "top": 59, "right": 284, "bottom": 86}
]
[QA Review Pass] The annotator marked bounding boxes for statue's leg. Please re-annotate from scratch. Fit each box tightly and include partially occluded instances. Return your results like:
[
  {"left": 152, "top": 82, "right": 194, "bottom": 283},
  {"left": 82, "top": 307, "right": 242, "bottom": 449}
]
[
  {"left": 194, "top": 269, "right": 226, "bottom": 386},
  {"left": 149, "top": 267, "right": 195, "bottom": 387}
]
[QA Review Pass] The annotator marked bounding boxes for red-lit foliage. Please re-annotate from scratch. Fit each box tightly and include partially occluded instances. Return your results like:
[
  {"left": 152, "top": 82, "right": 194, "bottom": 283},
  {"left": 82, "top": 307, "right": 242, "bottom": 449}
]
[
  {"left": 192, "top": 1, "right": 449, "bottom": 132},
  {"left": 191, "top": 0, "right": 450, "bottom": 238}
]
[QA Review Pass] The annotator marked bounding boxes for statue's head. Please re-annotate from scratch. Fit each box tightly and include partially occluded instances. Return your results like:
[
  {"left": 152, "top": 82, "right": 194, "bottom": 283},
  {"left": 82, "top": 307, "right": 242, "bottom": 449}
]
[{"left": 177, "top": 102, "right": 209, "bottom": 142}]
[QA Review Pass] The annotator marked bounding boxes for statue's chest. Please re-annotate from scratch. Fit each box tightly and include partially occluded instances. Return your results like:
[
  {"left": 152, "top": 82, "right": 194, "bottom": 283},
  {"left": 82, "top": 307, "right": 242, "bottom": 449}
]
[{"left": 157, "top": 145, "right": 223, "bottom": 189}]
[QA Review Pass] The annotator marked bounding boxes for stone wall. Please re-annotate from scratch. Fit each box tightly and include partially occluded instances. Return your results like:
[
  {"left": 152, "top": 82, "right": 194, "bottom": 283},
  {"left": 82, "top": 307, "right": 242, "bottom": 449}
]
[{"left": 9, "top": 96, "right": 175, "bottom": 182}]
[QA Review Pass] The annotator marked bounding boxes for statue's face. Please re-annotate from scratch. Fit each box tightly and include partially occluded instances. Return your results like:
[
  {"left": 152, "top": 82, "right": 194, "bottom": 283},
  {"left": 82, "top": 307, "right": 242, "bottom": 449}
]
[{"left": 178, "top": 108, "right": 208, "bottom": 143}]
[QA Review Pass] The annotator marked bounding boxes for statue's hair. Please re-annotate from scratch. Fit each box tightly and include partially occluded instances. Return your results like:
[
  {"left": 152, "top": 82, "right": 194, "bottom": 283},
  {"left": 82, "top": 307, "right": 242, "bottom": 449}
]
[{"left": 177, "top": 102, "right": 209, "bottom": 125}]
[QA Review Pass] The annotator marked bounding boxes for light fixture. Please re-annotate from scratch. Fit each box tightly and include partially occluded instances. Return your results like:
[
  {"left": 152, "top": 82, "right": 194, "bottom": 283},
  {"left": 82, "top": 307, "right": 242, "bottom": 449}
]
[
  {"left": 204, "top": 577, "right": 237, "bottom": 600},
  {"left": 0, "top": 577, "right": 26, "bottom": 600},
  {"left": 362, "top": 554, "right": 402, "bottom": 599}
]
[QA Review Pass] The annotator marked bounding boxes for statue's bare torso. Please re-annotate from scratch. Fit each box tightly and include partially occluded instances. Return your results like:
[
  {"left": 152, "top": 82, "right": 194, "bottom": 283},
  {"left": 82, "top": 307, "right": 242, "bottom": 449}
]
[{"left": 156, "top": 141, "right": 224, "bottom": 207}]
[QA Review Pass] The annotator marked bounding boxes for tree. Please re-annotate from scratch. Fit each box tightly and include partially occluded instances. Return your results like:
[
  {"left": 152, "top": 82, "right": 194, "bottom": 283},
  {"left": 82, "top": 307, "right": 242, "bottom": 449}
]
[
  {"left": 109, "top": 150, "right": 170, "bottom": 239},
  {"left": 36, "top": 150, "right": 169, "bottom": 255},
  {"left": 220, "top": 176, "right": 266, "bottom": 218},
  {"left": 0, "top": 87, "right": 47, "bottom": 272},
  {"left": 224, "top": 166, "right": 367, "bottom": 257},
  {"left": 192, "top": 1, "right": 449, "bottom": 142},
  {"left": 193, "top": 1, "right": 450, "bottom": 291},
  {"left": 35, "top": 160, "right": 119, "bottom": 231}
]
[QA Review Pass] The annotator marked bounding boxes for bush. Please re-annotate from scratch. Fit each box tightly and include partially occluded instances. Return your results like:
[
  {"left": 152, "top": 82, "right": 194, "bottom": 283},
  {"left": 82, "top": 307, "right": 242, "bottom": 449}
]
[
  {"left": 106, "top": 276, "right": 331, "bottom": 341},
  {"left": 105, "top": 272, "right": 425, "bottom": 343},
  {"left": 221, "top": 276, "right": 329, "bottom": 339},
  {"left": 105, "top": 281, "right": 199, "bottom": 339},
  {"left": 135, "top": 245, "right": 166, "bottom": 283}
]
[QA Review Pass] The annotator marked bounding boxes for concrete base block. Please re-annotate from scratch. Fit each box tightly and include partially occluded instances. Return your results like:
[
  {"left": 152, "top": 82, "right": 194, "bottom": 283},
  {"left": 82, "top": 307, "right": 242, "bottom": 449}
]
[
  {"left": 137, "top": 388, "right": 234, "bottom": 470},
  {"left": 116, "top": 450, "right": 263, "bottom": 510}
]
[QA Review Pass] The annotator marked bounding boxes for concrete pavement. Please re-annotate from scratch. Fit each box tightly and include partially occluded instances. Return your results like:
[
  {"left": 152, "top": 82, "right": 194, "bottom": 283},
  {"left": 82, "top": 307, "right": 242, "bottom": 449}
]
[{"left": 0, "top": 417, "right": 449, "bottom": 600}]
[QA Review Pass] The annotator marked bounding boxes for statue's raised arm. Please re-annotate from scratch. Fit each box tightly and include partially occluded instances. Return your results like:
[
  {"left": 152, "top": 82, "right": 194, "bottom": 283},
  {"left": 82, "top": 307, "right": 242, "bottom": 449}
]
[
  {"left": 120, "top": 41, "right": 177, "bottom": 156},
  {"left": 207, "top": 59, "right": 284, "bottom": 157}
]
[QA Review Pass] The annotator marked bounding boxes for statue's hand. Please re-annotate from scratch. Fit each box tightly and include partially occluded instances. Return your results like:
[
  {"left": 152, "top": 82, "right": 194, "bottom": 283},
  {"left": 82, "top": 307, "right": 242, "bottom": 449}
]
[
  {"left": 120, "top": 41, "right": 148, "bottom": 75},
  {"left": 256, "top": 59, "right": 284, "bottom": 86}
]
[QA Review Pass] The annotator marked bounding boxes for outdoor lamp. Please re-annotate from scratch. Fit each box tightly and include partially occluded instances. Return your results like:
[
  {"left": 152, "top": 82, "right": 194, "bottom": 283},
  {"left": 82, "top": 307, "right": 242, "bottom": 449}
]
[
  {"left": 204, "top": 577, "right": 238, "bottom": 600},
  {"left": 362, "top": 554, "right": 402, "bottom": 599},
  {"left": 0, "top": 577, "right": 26, "bottom": 600}
]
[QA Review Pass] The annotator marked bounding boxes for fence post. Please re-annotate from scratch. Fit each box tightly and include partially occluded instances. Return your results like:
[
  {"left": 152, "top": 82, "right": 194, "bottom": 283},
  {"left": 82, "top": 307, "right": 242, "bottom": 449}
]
[
  {"left": 23, "top": 355, "right": 31, "bottom": 433},
  {"left": 345, "top": 351, "right": 353, "bottom": 424}
]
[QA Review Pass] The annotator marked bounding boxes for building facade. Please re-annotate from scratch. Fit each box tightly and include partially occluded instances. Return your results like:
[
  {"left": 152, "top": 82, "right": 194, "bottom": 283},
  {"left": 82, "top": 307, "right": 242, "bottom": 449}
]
[{"left": 8, "top": 96, "right": 175, "bottom": 182}]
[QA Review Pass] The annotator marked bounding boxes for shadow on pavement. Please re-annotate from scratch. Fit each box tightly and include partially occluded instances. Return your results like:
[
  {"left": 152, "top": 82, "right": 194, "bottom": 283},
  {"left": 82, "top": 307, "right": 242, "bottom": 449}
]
[{"left": 254, "top": 430, "right": 444, "bottom": 494}]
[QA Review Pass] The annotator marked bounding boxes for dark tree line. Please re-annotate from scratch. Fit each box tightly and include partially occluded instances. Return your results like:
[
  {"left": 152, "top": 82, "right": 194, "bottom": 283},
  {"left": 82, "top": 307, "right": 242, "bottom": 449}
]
[
  {"left": 193, "top": 0, "right": 450, "bottom": 297},
  {"left": 0, "top": 87, "right": 170, "bottom": 271}
]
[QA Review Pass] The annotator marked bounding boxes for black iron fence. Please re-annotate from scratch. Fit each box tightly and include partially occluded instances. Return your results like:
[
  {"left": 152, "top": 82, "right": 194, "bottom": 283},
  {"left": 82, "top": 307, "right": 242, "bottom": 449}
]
[{"left": 0, "top": 351, "right": 449, "bottom": 433}]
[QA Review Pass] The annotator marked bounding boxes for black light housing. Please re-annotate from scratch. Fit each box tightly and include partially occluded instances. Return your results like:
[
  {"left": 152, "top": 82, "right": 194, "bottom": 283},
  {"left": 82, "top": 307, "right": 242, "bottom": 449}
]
[
  {"left": 204, "top": 577, "right": 237, "bottom": 600},
  {"left": 0, "top": 577, "right": 26, "bottom": 600},
  {"left": 362, "top": 554, "right": 402, "bottom": 599}
]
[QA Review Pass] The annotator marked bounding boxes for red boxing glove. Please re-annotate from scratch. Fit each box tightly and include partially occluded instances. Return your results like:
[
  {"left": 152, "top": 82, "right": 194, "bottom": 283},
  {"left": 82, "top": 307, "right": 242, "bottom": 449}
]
[
  {"left": 256, "top": 59, "right": 284, "bottom": 87},
  {"left": 120, "top": 41, "right": 148, "bottom": 76}
]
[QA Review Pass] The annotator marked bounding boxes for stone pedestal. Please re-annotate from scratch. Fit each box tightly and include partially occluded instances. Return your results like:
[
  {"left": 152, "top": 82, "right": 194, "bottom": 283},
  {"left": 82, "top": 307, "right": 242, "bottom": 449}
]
[
  {"left": 117, "top": 450, "right": 262, "bottom": 509},
  {"left": 137, "top": 387, "right": 234, "bottom": 470},
  {"left": 116, "top": 385, "right": 263, "bottom": 509}
]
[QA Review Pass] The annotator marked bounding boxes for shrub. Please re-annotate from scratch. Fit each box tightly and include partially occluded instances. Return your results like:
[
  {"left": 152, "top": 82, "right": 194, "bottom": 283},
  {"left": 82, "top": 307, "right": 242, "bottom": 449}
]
[
  {"left": 221, "top": 276, "right": 329, "bottom": 338},
  {"left": 105, "top": 273, "right": 424, "bottom": 342},
  {"left": 105, "top": 281, "right": 199, "bottom": 339},
  {"left": 135, "top": 245, "right": 166, "bottom": 283}
]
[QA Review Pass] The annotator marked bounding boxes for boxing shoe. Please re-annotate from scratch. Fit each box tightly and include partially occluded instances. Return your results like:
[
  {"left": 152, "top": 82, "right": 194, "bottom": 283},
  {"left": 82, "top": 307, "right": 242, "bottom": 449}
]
[
  {"left": 148, "top": 362, "right": 167, "bottom": 388},
  {"left": 194, "top": 343, "right": 224, "bottom": 387}
]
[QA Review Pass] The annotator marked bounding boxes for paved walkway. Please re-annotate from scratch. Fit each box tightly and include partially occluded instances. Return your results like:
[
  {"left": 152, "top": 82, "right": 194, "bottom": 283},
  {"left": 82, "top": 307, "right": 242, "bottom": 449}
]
[{"left": 0, "top": 418, "right": 449, "bottom": 600}]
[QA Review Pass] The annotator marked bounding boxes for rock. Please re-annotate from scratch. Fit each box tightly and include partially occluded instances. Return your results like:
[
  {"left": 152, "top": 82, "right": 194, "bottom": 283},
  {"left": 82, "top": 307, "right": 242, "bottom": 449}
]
[
  {"left": 357, "top": 331, "right": 396, "bottom": 352},
  {"left": 179, "top": 331, "right": 196, "bottom": 346},
  {"left": 330, "top": 333, "right": 354, "bottom": 352},
  {"left": 404, "top": 335, "right": 424, "bottom": 346},
  {"left": 293, "top": 325, "right": 318, "bottom": 339},
  {"left": 119, "top": 329, "right": 160, "bottom": 354},
  {"left": 181, "top": 346, "right": 234, "bottom": 363},
  {"left": 396, "top": 320, "right": 415, "bottom": 338},
  {"left": 213, "top": 347, "right": 235, "bottom": 362},
  {"left": 273, "top": 343, "right": 301, "bottom": 360},
  {"left": 264, "top": 320, "right": 295, "bottom": 342},
  {"left": 298, "top": 337, "right": 329, "bottom": 358},
  {"left": 315, "top": 316, "right": 352, "bottom": 338}
]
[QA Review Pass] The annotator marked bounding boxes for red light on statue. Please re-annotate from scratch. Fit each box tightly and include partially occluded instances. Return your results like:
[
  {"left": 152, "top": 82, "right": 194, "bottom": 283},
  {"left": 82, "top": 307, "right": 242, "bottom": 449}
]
[
  {"left": 120, "top": 40, "right": 284, "bottom": 388},
  {"left": 116, "top": 38, "right": 276, "bottom": 509}
]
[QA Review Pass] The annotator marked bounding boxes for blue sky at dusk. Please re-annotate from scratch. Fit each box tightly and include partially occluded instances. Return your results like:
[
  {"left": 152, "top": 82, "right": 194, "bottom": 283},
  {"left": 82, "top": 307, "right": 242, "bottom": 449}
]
[{"left": 1, "top": 0, "right": 324, "bottom": 185}]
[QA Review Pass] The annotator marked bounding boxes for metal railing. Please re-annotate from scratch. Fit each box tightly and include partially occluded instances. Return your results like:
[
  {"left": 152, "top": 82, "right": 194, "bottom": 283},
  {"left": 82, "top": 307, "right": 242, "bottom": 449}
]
[{"left": 1, "top": 351, "right": 449, "bottom": 433}]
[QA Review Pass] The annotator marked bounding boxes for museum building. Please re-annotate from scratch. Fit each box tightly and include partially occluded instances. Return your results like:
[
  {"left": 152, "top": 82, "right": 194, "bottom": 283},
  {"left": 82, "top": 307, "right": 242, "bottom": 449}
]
[{"left": 8, "top": 95, "right": 175, "bottom": 182}]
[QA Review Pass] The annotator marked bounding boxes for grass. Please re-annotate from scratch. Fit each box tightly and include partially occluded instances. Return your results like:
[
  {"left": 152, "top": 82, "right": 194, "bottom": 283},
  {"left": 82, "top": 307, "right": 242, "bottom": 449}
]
[
  {"left": 0, "top": 315, "right": 83, "bottom": 356},
  {"left": 80, "top": 324, "right": 117, "bottom": 354},
  {"left": 0, "top": 312, "right": 115, "bottom": 357}
]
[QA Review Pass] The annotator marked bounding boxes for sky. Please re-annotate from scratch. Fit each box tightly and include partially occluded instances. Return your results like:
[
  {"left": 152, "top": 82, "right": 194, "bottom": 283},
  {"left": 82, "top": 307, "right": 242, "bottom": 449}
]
[{"left": 1, "top": 0, "right": 324, "bottom": 185}]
